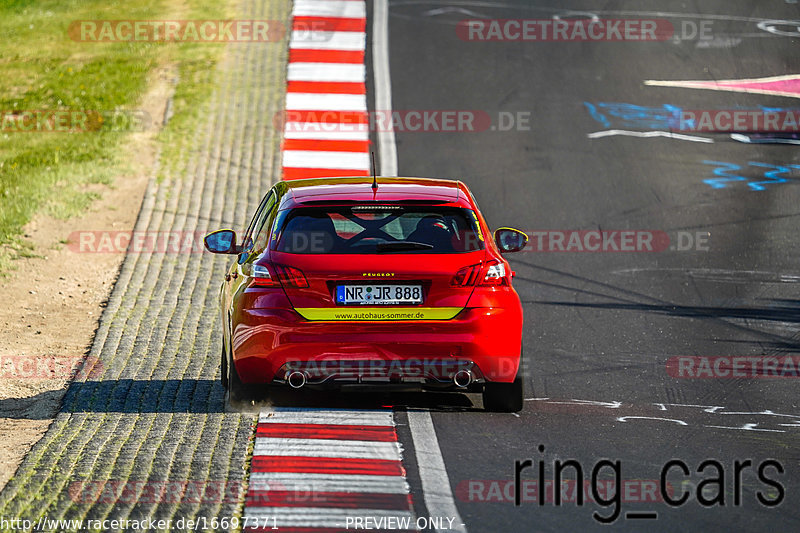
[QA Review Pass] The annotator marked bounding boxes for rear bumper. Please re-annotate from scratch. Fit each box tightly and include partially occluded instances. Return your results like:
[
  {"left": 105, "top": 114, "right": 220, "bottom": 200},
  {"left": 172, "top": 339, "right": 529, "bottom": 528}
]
[
  {"left": 277, "top": 359, "right": 483, "bottom": 389},
  {"left": 231, "top": 305, "right": 522, "bottom": 385}
]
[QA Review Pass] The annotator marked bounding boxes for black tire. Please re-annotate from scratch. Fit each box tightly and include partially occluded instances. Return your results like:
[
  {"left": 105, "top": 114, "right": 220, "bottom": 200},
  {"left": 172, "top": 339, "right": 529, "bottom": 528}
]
[
  {"left": 221, "top": 340, "right": 229, "bottom": 390},
  {"left": 228, "top": 357, "right": 248, "bottom": 403},
  {"left": 223, "top": 331, "right": 260, "bottom": 404},
  {"left": 483, "top": 375, "right": 524, "bottom": 413}
]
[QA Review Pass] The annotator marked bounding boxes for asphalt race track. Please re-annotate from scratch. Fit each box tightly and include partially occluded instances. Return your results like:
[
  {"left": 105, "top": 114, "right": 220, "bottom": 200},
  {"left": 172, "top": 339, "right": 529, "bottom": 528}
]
[
  {"left": 2, "top": 1, "right": 799, "bottom": 532},
  {"left": 382, "top": 1, "right": 800, "bottom": 531}
]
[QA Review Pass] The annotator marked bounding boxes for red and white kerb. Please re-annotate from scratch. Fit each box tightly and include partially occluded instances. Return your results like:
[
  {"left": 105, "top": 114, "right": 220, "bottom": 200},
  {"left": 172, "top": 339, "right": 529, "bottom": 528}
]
[
  {"left": 282, "top": 0, "right": 371, "bottom": 180},
  {"left": 244, "top": 409, "right": 416, "bottom": 531}
]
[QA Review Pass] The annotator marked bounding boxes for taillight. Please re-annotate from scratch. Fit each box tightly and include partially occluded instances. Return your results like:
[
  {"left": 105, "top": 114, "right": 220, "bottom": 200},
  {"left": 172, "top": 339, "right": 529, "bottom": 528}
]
[
  {"left": 451, "top": 260, "right": 508, "bottom": 287},
  {"left": 479, "top": 260, "right": 506, "bottom": 286},
  {"left": 451, "top": 264, "right": 481, "bottom": 287},
  {"left": 274, "top": 264, "right": 309, "bottom": 288},
  {"left": 243, "top": 263, "right": 308, "bottom": 288},
  {"left": 243, "top": 263, "right": 279, "bottom": 287}
]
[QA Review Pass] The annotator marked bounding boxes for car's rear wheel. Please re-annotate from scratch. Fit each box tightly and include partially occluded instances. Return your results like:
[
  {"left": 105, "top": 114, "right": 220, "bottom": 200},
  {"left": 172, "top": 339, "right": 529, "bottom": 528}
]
[
  {"left": 482, "top": 375, "right": 524, "bottom": 412},
  {"left": 222, "top": 323, "right": 260, "bottom": 404},
  {"left": 227, "top": 353, "right": 248, "bottom": 403},
  {"left": 220, "top": 341, "right": 229, "bottom": 389},
  {"left": 227, "top": 347, "right": 259, "bottom": 404},
  {"left": 483, "top": 344, "right": 524, "bottom": 413}
]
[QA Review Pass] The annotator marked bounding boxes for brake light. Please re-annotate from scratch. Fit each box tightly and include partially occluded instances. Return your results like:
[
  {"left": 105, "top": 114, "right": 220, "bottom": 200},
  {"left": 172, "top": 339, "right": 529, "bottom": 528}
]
[
  {"left": 274, "top": 264, "right": 309, "bottom": 288},
  {"left": 244, "top": 263, "right": 279, "bottom": 287},
  {"left": 451, "top": 260, "right": 508, "bottom": 287}
]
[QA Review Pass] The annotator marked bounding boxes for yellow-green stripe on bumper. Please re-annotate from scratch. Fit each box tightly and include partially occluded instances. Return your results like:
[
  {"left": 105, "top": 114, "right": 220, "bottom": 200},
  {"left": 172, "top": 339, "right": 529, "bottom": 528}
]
[{"left": 295, "top": 307, "right": 462, "bottom": 321}]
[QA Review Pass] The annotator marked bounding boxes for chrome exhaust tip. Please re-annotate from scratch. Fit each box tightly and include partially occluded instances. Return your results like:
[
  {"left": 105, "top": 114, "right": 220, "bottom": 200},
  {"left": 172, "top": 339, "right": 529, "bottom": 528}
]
[
  {"left": 287, "top": 371, "right": 307, "bottom": 389},
  {"left": 453, "top": 369, "right": 473, "bottom": 388}
]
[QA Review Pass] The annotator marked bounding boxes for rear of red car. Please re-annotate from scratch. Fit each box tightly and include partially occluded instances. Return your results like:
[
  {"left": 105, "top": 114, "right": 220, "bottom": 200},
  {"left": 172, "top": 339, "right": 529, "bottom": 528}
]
[{"left": 212, "top": 178, "right": 525, "bottom": 411}]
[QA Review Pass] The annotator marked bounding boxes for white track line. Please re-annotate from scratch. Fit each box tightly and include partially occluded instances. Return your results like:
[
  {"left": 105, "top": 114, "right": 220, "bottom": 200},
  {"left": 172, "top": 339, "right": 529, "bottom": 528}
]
[
  {"left": 587, "top": 129, "right": 714, "bottom": 143},
  {"left": 408, "top": 411, "right": 467, "bottom": 533},
  {"left": 373, "top": 0, "right": 466, "bottom": 530},
  {"left": 372, "top": 0, "right": 398, "bottom": 176}
]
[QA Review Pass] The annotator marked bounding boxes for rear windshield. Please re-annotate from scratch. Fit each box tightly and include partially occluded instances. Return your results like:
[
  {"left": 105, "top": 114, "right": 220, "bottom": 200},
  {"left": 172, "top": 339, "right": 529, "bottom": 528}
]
[{"left": 271, "top": 205, "right": 485, "bottom": 254}]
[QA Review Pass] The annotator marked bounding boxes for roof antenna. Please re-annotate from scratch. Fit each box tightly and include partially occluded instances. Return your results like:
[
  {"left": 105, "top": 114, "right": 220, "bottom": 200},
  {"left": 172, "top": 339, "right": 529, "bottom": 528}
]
[{"left": 371, "top": 151, "right": 378, "bottom": 190}]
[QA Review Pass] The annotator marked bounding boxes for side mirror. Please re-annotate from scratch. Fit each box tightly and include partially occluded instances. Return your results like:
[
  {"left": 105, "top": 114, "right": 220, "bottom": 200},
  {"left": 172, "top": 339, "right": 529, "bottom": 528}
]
[
  {"left": 204, "top": 229, "right": 237, "bottom": 254},
  {"left": 494, "top": 227, "right": 528, "bottom": 253}
]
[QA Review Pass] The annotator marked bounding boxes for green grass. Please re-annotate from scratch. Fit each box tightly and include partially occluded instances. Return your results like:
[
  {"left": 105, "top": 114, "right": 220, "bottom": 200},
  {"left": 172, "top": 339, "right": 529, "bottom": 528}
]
[
  {"left": 156, "top": 28, "right": 232, "bottom": 181},
  {"left": 0, "top": 0, "right": 232, "bottom": 270}
]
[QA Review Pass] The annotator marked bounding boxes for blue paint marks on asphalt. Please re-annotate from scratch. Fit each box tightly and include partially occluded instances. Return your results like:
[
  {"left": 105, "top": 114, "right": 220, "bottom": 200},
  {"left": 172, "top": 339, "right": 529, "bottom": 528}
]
[
  {"left": 702, "top": 160, "right": 800, "bottom": 191},
  {"left": 583, "top": 102, "right": 800, "bottom": 191},
  {"left": 703, "top": 161, "right": 747, "bottom": 189},
  {"left": 583, "top": 102, "right": 611, "bottom": 128},
  {"left": 583, "top": 102, "right": 683, "bottom": 130},
  {"left": 747, "top": 162, "right": 797, "bottom": 191},
  {"left": 585, "top": 101, "right": 800, "bottom": 131}
]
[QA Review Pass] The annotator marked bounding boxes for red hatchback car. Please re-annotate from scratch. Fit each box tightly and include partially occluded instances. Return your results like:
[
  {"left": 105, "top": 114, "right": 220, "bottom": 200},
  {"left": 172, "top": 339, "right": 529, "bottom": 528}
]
[{"left": 204, "top": 177, "right": 528, "bottom": 412}]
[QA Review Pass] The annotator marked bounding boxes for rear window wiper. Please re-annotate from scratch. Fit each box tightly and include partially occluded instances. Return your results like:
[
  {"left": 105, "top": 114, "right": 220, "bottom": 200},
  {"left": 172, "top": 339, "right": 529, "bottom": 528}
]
[{"left": 375, "top": 241, "right": 434, "bottom": 252}]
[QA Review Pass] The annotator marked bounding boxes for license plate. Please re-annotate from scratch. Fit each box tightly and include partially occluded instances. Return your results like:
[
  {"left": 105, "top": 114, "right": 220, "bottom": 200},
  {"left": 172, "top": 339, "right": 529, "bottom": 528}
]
[{"left": 336, "top": 284, "right": 423, "bottom": 305}]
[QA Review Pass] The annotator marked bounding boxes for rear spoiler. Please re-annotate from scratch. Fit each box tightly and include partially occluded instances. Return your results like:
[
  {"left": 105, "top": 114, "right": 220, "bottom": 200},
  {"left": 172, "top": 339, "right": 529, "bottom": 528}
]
[{"left": 296, "top": 199, "right": 452, "bottom": 206}]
